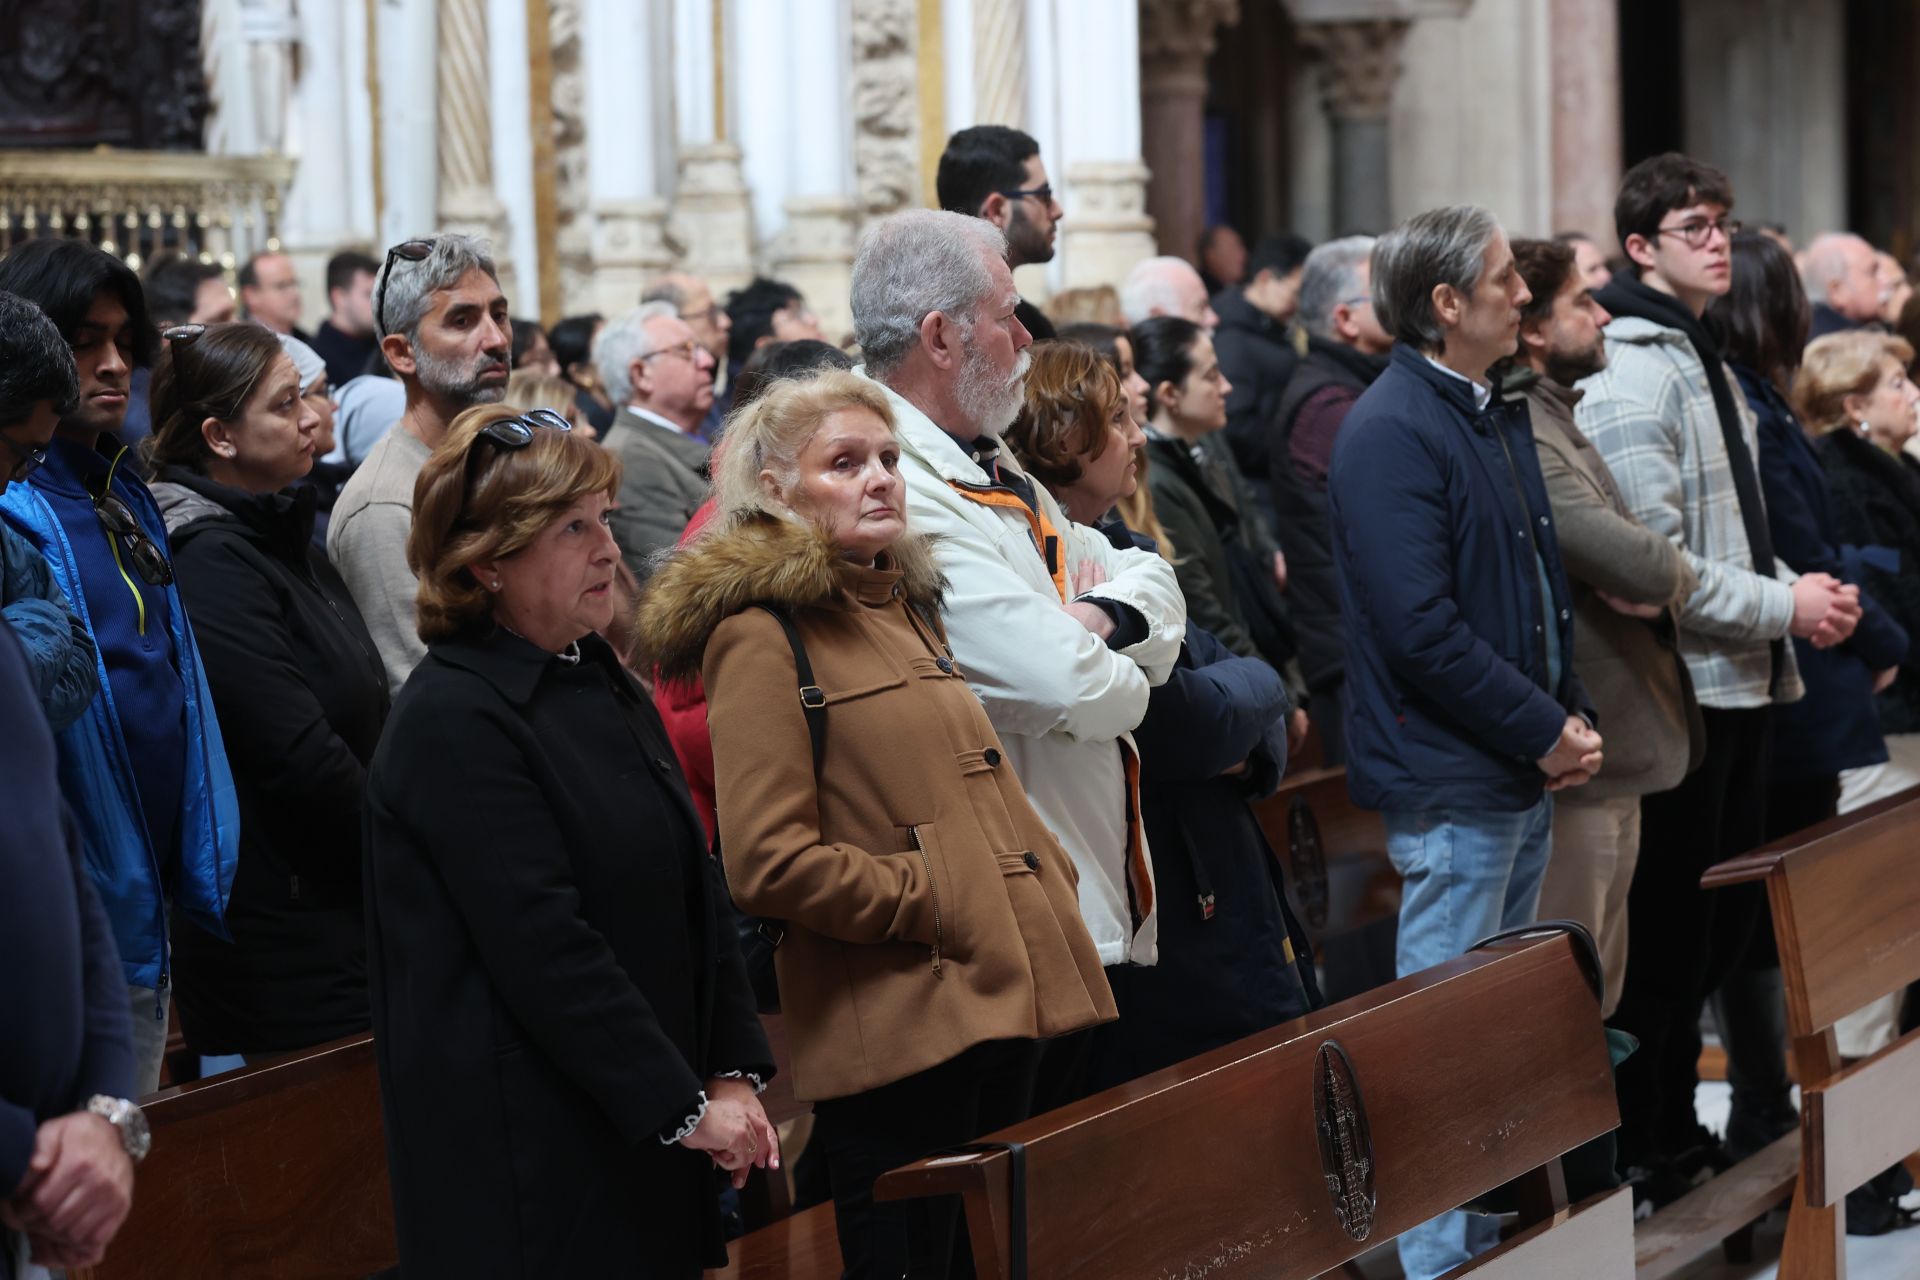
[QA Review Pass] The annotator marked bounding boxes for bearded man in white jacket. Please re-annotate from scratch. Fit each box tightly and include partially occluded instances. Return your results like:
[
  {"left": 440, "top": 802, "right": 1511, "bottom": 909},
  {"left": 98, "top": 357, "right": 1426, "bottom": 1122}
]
[{"left": 850, "top": 210, "right": 1187, "bottom": 1011}]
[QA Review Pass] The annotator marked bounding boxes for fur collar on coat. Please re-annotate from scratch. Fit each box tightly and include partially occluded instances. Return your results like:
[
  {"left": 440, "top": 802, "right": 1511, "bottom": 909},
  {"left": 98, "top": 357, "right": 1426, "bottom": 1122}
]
[{"left": 636, "top": 513, "right": 947, "bottom": 683}]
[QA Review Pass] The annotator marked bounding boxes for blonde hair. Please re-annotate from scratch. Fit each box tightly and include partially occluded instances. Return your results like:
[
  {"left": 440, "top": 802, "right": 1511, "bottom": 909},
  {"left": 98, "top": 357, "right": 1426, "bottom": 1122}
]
[
  {"left": 1793, "top": 331, "right": 1918, "bottom": 435},
  {"left": 502, "top": 370, "right": 582, "bottom": 423},
  {"left": 1115, "top": 446, "right": 1178, "bottom": 562},
  {"left": 708, "top": 369, "right": 899, "bottom": 531},
  {"left": 408, "top": 404, "right": 623, "bottom": 643}
]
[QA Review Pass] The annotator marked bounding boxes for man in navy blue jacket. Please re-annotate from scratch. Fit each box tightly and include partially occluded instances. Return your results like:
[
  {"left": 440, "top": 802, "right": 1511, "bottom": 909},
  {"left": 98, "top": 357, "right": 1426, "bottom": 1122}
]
[
  {"left": 1327, "top": 205, "right": 1601, "bottom": 1280},
  {"left": 0, "top": 616, "right": 142, "bottom": 1277}
]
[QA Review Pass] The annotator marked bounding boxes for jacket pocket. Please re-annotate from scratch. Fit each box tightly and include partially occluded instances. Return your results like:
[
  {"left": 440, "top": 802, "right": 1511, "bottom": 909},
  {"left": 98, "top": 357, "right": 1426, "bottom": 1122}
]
[{"left": 907, "top": 824, "right": 946, "bottom": 977}]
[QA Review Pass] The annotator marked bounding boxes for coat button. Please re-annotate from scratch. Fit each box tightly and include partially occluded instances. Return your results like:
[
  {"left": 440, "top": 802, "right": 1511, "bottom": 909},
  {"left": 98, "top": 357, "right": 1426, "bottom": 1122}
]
[
  {"left": 936, "top": 656, "right": 954, "bottom": 674},
  {"left": 1023, "top": 851, "right": 1041, "bottom": 871},
  {"left": 654, "top": 758, "right": 673, "bottom": 772},
  {"left": 984, "top": 747, "right": 1002, "bottom": 767}
]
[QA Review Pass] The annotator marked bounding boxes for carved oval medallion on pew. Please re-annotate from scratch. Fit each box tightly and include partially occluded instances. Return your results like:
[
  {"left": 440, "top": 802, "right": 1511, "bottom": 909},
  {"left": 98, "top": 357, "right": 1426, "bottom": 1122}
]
[
  {"left": 1288, "top": 795, "right": 1331, "bottom": 930},
  {"left": 1313, "top": 1039, "right": 1376, "bottom": 1242}
]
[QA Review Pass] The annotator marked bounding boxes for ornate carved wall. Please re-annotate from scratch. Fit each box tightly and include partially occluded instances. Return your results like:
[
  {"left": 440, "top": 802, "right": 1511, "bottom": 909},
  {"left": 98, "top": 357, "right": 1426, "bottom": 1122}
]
[
  {"left": 0, "top": 0, "right": 206, "bottom": 149},
  {"left": 851, "top": 0, "right": 922, "bottom": 229}
]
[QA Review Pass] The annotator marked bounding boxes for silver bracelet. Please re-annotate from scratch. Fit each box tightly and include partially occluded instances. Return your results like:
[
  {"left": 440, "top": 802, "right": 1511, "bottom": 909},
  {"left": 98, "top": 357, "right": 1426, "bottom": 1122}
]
[
  {"left": 714, "top": 1069, "right": 766, "bottom": 1095},
  {"left": 661, "top": 1091, "right": 708, "bottom": 1145}
]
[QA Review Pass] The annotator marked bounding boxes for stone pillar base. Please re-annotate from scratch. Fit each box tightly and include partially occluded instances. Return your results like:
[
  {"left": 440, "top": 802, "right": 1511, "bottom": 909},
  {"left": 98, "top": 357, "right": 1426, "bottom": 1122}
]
[
  {"left": 1060, "top": 160, "right": 1158, "bottom": 291},
  {"left": 669, "top": 142, "right": 756, "bottom": 301},
  {"left": 590, "top": 197, "right": 674, "bottom": 318},
  {"left": 770, "top": 195, "right": 860, "bottom": 345},
  {"left": 440, "top": 185, "right": 519, "bottom": 310}
]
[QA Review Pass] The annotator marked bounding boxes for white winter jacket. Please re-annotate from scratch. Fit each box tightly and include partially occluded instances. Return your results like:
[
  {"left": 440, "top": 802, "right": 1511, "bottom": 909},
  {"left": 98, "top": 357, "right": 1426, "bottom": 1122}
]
[{"left": 863, "top": 371, "right": 1187, "bottom": 965}]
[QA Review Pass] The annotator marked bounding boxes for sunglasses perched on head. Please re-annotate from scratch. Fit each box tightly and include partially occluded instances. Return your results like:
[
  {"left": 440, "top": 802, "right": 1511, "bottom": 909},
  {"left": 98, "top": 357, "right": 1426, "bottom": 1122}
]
[
  {"left": 462, "top": 408, "right": 574, "bottom": 493},
  {"left": 374, "top": 239, "right": 438, "bottom": 338}
]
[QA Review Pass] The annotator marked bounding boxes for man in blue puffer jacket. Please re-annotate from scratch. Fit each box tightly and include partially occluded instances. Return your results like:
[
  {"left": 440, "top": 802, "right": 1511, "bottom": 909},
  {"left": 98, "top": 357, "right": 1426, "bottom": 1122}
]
[
  {"left": 1327, "top": 206, "right": 1602, "bottom": 1280},
  {"left": 0, "top": 240, "right": 238, "bottom": 1097}
]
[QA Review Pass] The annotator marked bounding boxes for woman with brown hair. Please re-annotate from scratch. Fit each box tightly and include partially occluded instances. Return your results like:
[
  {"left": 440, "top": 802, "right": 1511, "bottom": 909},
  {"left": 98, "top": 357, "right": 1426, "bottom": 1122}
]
[
  {"left": 362, "top": 404, "right": 775, "bottom": 1276},
  {"left": 144, "top": 321, "right": 389, "bottom": 1062},
  {"left": 637, "top": 369, "right": 1112, "bottom": 1278},
  {"left": 1006, "top": 341, "right": 1319, "bottom": 1093}
]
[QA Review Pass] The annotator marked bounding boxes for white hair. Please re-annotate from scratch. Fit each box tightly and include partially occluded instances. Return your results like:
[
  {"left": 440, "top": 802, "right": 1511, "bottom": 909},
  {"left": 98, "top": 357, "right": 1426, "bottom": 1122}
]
[
  {"left": 595, "top": 301, "right": 680, "bottom": 407},
  {"left": 1296, "top": 236, "right": 1377, "bottom": 340},
  {"left": 1800, "top": 232, "right": 1872, "bottom": 303},
  {"left": 850, "top": 209, "right": 1008, "bottom": 378},
  {"left": 1119, "top": 257, "right": 1204, "bottom": 327}
]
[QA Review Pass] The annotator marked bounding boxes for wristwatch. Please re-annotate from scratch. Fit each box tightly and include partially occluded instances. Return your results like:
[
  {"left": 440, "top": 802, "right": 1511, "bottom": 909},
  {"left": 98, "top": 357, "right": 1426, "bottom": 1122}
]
[{"left": 86, "top": 1095, "right": 151, "bottom": 1164}]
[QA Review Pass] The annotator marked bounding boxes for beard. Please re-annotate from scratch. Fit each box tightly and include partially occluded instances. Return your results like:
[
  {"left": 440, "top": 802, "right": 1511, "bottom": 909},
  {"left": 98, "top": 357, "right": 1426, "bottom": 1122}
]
[
  {"left": 1005, "top": 205, "right": 1055, "bottom": 268},
  {"left": 956, "top": 344, "right": 1031, "bottom": 436},
  {"left": 1544, "top": 335, "right": 1607, "bottom": 388},
  {"left": 413, "top": 341, "right": 509, "bottom": 406}
]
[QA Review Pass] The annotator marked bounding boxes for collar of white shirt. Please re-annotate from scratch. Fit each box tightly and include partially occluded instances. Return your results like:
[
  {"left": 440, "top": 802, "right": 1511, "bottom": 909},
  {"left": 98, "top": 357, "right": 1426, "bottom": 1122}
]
[
  {"left": 627, "top": 405, "right": 698, "bottom": 438},
  {"left": 1422, "top": 354, "right": 1491, "bottom": 412}
]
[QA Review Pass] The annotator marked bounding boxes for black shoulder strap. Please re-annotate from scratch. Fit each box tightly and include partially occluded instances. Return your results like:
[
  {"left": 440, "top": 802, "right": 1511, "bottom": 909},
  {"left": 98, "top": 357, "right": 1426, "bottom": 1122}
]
[{"left": 754, "top": 604, "right": 826, "bottom": 771}]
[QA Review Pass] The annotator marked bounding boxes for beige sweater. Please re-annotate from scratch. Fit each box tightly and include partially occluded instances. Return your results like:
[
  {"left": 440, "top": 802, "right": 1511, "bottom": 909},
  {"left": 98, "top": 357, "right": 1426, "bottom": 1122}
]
[{"left": 327, "top": 427, "right": 433, "bottom": 695}]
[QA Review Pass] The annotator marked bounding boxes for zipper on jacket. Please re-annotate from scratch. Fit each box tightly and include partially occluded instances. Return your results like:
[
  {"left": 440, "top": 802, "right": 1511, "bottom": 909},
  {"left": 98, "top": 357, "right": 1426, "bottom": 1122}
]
[
  {"left": 155, "top": 966, "right": 169, "bottom": 1022},
  {"left": 1491, "top": 418, "right": 1555, "bottom": 688},
  {"left": 99, "top": 446, "right": 150, "bottom": 638},
  {"left": 908, "top": 825, "right": 943, "bottom": 976}
]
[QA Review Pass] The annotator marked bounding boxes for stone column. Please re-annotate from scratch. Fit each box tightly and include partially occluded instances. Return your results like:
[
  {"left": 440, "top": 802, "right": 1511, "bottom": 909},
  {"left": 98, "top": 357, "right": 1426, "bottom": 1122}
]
[
  {"left": 281, "top": 0, "right": 357, "bottom": 325},
  {"left": 582, "top": 0, "right": 673, "bottom": 317},
  {"left": 670, "top": 0, "right": 755, "bottom": 298},
  {"left": 437, "top": 0, "right": 518, "bottom": 302},
  {"left": 1055, "top": 0, "right": 1156, "bottom": 289},
  {"left": 770, "top": 0, "right": 860, "bottom": 340},
  {"left": 973, "top": 0, "right": 1027, "bottom": 127},
  {"left": 850, "top": 0, "right": 921, "bottom": 227},
  {"left": 1295, "top": 19, "right": 1407, "bottom": 237},
  {"left": 1550, "top": 0, "right": 1620, "bottom": 246},
  {"left": 1138, "top": 0, "right": 1238, "bottom": 260}
]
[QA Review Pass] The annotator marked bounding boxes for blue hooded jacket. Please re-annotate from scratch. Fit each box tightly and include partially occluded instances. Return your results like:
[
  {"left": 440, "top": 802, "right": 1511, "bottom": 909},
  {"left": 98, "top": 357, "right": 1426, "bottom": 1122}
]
[
  {"left": 1328, "top": 345, "right": 1594, "bottom": 813},
  {"left": 0, "top": 447, "right": 238, "bottom": 991}
]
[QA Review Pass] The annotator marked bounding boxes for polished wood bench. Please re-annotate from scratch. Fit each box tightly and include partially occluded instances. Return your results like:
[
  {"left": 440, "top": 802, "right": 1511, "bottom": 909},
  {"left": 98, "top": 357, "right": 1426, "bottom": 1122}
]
[
  {"left": 72, "top": 1034, "right": 395, "bottom": 1280},
  {"left": 1633, "top": 787, "right": 1920, "bottom": 1278},
  {"left": 718, "top": 928, "right": 1630, "bottom": 1278},
  {"left": 1255, "top": 765, "right": 1400, "bottom": 1001}
]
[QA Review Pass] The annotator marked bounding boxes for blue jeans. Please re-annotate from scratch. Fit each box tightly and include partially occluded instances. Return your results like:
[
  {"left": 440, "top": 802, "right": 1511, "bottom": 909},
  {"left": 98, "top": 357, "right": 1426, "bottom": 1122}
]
[{"left": 1382, "top": 797, "right": 1553, "bottom": 1280}]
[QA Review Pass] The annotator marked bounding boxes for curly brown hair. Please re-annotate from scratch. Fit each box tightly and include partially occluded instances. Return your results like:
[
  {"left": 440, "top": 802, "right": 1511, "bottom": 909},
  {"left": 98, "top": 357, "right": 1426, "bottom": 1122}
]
[
  {"left": 408, "top": 404, "right": 623, "bottom": 643},
  {"left": 1004, "top": 340, "right": 1126, "bottom": 491}
]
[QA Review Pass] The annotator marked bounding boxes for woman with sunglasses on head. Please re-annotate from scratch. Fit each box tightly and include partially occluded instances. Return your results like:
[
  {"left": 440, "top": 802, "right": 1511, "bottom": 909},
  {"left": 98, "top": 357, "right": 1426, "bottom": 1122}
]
[
  {"left": 362, "top": 404, "right": 775, "bottom": 1276},
  {"left": 143, "top": 322, "right": 390, "bottom": 1066}
]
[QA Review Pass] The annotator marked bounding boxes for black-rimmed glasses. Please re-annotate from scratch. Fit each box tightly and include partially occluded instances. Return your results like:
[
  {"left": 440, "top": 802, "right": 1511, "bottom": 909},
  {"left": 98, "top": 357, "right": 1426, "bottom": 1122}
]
[
  {"left": 0, "top": 434, "right": 46, "bottom": 483},
  {"left": 92, "top": 489, "right": 173, "bottom": 587},
  {"left": 375, "top": 239, "right": 437, "bottom": 337},
  {"left": 463, "top": 408, "right": 574, "bottom": 492},
  {"left": 1653, "top": 217, "right": 1742, "bottom": 250},
  {"left": 998, "top": 183, "right": 1054, "bottom": 206}
]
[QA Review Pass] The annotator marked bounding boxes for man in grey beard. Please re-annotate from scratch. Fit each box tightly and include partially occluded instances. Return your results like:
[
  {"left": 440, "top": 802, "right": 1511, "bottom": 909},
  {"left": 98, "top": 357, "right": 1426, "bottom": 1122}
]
[
  {"left": 328, "top": 233, "right": 511, "bottom": 692},
  {"left": 850, "top": 209, "right": 1187, "bottom": 1109}
]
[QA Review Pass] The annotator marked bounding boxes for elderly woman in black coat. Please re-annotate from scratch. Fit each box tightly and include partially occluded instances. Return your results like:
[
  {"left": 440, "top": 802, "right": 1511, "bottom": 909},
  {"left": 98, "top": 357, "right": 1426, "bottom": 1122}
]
[
  {"left": 145, "top": 322, "right": 389, "bottom": 1060},
  {"left": 362, "top": 404, "right": 775, "bottom": 1276},
  {"left": 1006, "top": 340, "right": 1321, "bottom": 1095}
]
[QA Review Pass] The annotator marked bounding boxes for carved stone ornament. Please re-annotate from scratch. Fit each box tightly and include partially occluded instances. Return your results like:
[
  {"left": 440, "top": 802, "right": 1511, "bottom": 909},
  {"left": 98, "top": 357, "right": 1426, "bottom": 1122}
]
[
  {"left": 1294, "top": 19, "right": 1410, "bottom": 120},
  {"left": 1137, "top": 0, "right": 1242, "bottom": 65},
  {"left": 548, "top": 0, "right": 594, "bottom": 310},
  {"left": 851, "top": 0, "right": 920, "bottom": 225},
  {"left": 1313, "top": 1040, "right": 1377, "bottom": 1243},
  {"left": 0, "top": 0, "right": 207, "bottom": 149}
]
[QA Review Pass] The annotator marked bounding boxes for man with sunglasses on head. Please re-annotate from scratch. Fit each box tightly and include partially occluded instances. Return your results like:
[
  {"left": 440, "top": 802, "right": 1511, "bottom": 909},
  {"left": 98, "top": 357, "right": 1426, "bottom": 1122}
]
[
  {"left": 1575, "top": 153, "right": 1863, "bottom": 1210},
  {"left": 594, "top": 303, "right": 716, "bottom": 585},
  {"left": 328, "top": 234, "right": 511, "bottom": 694},
  {"left": 937, "top": 124, "right": 1064, "bottom": 340},
  {"left": 0, "top": 239, "right": 240, "bottom": 1099}
]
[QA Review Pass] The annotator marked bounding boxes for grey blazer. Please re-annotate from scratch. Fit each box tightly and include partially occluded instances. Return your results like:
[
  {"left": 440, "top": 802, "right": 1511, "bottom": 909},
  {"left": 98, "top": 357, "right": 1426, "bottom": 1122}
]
[{"left": 601, "top": 407, "right": 711, "bottom": 583}]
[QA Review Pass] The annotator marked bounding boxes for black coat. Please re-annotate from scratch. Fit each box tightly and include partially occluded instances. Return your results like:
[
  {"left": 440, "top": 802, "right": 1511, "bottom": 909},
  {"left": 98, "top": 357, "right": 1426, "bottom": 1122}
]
[
  {"left": 363, "top": 628, "right": 772, "bottom": 1278},
  {"left": 1213, "top": 287, "right": 1299, "bottom": 515},
  {"left": 158, "top": 470, "right": 388, "bottom": 1056},
  {"left": 1817, "top": 428, "right": 1920, "bottom": 735}
]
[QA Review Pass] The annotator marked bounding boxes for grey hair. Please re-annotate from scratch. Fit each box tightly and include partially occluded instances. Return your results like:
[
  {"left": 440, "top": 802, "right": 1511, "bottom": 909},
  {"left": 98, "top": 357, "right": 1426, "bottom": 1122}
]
[
  {"left": 640, "top": 275, "right": 689, "bottom": 311},
  {"left": 850, "top": 209, "right": 1007, "bottom": 378},
  {"left": 1371, "top": 205, "right": 1502, "bottom": 353},
  {"left": 1119, "top": 257, "right": 1202, "bottom": 327},
  {"left": 1296, "top": 236, "right": 1377, "bottom": 340},
  {"left": 374, "top": 233, "right": 499, "bottom": 342},
  {"left": 1799, "top": 232, "right": 1870, "bottom": 302},
  {"left": 595, "top": 301, "right": 680, "bottom": 407}
]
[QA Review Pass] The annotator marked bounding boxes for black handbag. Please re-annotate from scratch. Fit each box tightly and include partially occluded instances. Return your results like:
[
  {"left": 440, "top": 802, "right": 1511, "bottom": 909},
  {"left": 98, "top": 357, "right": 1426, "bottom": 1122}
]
[{"left": 723, "top": 605, "right": 825, "bottom": 1015}]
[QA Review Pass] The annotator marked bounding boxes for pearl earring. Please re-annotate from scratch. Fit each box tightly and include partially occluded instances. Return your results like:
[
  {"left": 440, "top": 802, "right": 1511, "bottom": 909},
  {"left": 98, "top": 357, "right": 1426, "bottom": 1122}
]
[
  {"left": 491, "top": 579, "right": 502, "bottom": 590},
  {"left": 1860, "top": 420, "right": 1872, "bottom": 436}
]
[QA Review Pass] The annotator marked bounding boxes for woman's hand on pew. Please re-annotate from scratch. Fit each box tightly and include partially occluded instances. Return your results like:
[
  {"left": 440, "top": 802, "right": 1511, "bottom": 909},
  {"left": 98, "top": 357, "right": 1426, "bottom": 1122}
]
[{"left": 681, "top": 1082, "right": 781, "bottom": 1188}]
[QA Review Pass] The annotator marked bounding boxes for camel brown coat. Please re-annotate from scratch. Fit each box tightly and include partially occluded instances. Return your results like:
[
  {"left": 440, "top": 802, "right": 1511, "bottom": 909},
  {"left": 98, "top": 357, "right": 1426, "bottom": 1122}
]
[{"left": 639, "top": 516, "right": 1115, "bottom": 1101}]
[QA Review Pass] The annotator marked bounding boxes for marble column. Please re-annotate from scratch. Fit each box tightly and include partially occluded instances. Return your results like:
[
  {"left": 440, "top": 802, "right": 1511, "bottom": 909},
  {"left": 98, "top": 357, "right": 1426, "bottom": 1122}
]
[
  {"left": 769, "top": 0, "right": 860, "bottom": 340},
  {"left": 670, "top": 0, "right": 755, "bottom": 298},
  {"left": 582, "top": 0, "right": 673, "bottom": 317},
  {"left": 1296, "top": 19, "right": 1406, "bottom": 237},
  {"left": 374, "top": 0, "right": 439, "bottom": 248},
  {"left": 1056, "top": 0, "right": 1157, "bottom": 289},
  {"left": 1138, "top": 0, "right": 1238, "bottom": 259},
  {"left": 281, "top": 0, "right": 357, "bottom": 323},
  {"left": 972, "top": 0, "right": 1027, "bottom": 128},
  {"left": 1549, "top": 0, "right": 1620, "bottom": 247},
  {"left": 437, "top": 0, "right": 518, "bottom": 303}
]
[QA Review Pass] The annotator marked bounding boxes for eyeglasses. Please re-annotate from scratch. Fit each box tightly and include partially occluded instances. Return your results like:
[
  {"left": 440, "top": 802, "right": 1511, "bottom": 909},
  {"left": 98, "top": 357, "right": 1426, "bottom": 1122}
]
[
  {"left": 462, "top": 408, "right": 574, "bottom": 492},
  {"left": 0, "top": 433, "right": 46, "bottom": 483},
  {"left": 1653, "top": 216, "right": 1741, "bottom": 250},
  {"left": 1337, "top": 295, "right": 1373, "bottom": 308},
  {"left": 374, "top": 239, "right": 437, "bottom": 338},
  {"left": 998, "top": 184, "right": 1054, "bottom": 206},
  {"left": 641, "top": 340, "right": 703, "bottom": 365},
  {"left": 92, "top": 488, "right": 173, "bottom": 587},
  {"left": 677, "top": 304, "right": 722, "bottom": 327}
]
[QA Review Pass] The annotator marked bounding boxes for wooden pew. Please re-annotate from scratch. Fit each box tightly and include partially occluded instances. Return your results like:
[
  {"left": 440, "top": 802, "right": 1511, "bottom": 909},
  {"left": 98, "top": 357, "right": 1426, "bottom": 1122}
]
[
  {"left": 1255, "top": 765, "right": 1401, "bottom": 1001},
  {"left": 72, "top": 1034, "right": 396, "bottom": 1280},
  {"left": 1633, "top": 787, "right": 1920, "bottom": 1279}
]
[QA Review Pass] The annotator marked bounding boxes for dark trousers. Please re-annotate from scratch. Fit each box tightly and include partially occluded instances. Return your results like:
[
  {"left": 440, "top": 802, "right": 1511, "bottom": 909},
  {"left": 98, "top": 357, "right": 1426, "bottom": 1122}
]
[
  {"left": 1610, "top": 706, "right": 1772, "bottom": 1167},
  {"left": 1312, "top": 680, "right": 1348, "bottom": 768},
  {"left": 813, "top": 1038, "right": 1042, "bottom": 1280}
]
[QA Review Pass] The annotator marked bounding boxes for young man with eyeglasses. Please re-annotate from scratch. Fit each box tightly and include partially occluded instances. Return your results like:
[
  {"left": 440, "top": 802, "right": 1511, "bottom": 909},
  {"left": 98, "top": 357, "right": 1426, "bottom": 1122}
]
[
  {"left": 0, "top": 239, "right": 241, "bottom": 1098},
  {"left": 937, "top": 124, "right": 1065, "bottom": 339},
  {"left": 327, "top": 233, "right": 511, "bottom": 694},
  {"left": 1575, "top": 152, "right": 1863, "bottom": 1209},
  {"left": 593, "top": 303, "right": 717, "bottom": 585}
]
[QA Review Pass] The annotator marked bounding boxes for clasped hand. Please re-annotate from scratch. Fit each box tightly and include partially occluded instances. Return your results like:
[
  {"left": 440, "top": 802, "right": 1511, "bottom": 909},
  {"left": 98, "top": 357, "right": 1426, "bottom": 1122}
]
[
  {"left": 0, "top": 1111, "right": 134, "bottom": 1269},
  {"left": 1536, "top": 715, "right": 1603, "bottom": 792},
  {"left": 678, "top": 1078, "right": 779, "bottom": 1190}
]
